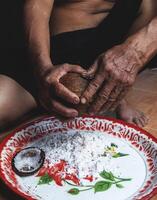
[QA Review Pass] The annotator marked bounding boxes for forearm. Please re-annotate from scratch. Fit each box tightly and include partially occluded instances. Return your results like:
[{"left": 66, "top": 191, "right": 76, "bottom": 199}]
[
  {"left": 125, "top": 17, "right": 157, "bottom": 70},
  {"left": 24, "top": 0, "right": 54, "bottom": 72}
]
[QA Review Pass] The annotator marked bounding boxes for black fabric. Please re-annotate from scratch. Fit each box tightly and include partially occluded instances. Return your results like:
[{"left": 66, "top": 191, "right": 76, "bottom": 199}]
[
  {"left": 0, "top": 0, "right": 142, "bottom": 97},
  {"left": 52, "top": 0, "right": 142, "bottom": 68}
]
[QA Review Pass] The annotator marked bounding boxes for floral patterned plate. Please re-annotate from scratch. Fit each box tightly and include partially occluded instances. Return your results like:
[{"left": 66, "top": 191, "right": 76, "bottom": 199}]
[{"left": 0, "top": 116, "right": 157, "bottom": 200}]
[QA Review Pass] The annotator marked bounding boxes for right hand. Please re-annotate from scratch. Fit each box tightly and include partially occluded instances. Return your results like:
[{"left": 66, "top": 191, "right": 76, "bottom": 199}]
[{"left": 35, "top": 63, "right": 86, "bottom": 118}]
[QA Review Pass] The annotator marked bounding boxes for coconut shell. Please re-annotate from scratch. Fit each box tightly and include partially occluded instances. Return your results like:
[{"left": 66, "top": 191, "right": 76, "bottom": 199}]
[
  {"left": 60, "top": 72, "right": 90, "bottom": 115},
  {"left": 12, "top": 147, "right": 45, "bottom": 177}
]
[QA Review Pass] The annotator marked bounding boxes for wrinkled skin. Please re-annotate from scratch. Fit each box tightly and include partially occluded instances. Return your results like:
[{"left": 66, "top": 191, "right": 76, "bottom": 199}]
[
  {"left": 36, "top": 64, "right": 86, "bottom": 118},
  {"left": 81, "top": 43, "right": 144, "bottom": 114}
]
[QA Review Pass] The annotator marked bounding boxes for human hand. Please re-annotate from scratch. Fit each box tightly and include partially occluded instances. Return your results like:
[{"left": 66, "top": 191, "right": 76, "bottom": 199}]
[
  {"left": 81, "top": 43, "right": 144, "bottom": 114},
  {"left": 35, "top": 63, "right": 86, "bottom": 118}
]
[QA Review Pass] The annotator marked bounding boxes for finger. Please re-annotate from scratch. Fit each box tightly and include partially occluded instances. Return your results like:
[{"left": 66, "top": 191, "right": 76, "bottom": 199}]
[
  {"left": 52, "top": 82, "right": 80, "bottom": 104},
  {"left": 138, "top": 119, "right": 144, "bottom": 128},
  {"left": 133, "top": 117, "right": 143, "bottom": 128},
  {"left": 88, "top": 80, "right": 116, "bottom": 114},
  {"left": 142, "top": 115, "right": 149, "bottom": 124},
  {"left": 82, "top": 60, "right": 99, "bottom": 79},
  {"left": 99, "top": 101, "right": 112, "bottom": 114},
  {"left": 59, "top": 64, "right": 87, "bottom": 77},
  {"left": 51, "top": 99, "right": 78, "bottom": 118},
  {"left": 139, "top": 117, "right": 145, "bottom": 127},
  {"left": 109, "top": 88, "right": 129, "bottom": 112},
  {"left": 81, "top": 66, "right": 107, "bottom": 104},
  {"left": 140, "top": 112, "right": 149, "bottom": 122},
  {"left": 140, "top": 113, "right": 149, "bottom": 126},
  {"left": 101, "top": 84, "right": 123, "bottom": 113},
  {"left": 39, "top": 89, "right": 79, "bottom": 118},
  {"left": 39, "top": 90, "right": 52, "bottom": 111}
]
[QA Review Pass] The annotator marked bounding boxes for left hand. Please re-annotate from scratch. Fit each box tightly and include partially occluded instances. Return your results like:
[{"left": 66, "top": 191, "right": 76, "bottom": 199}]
[{"left": 81, "top": 43, "right": 144, "bottom": 114}]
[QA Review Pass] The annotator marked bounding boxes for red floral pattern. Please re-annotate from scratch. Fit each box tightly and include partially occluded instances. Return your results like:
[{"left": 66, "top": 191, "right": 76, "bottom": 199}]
[
  {"left": 36, "top": 160, "right": 80, "bottom": 186},
  {"left": 0, "top": 116, "right": 157, "bottom": 200}
]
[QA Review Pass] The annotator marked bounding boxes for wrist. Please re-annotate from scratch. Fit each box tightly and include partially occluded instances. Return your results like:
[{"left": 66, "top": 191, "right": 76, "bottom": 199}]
[
  {"left": 126, "top": 17, "right": 157, "bottom": 68},
  {"left": 34, "top": 62, "right": 54, "bottom": 80},
  {"left": 30, "top": 52, "right": 54, "bottom": 77},
  {"left": 125, "top": 39, "right": 145, "bottom": 73},
  {"left": 32, "top": 54, "right": 53, "bottom": 68}
]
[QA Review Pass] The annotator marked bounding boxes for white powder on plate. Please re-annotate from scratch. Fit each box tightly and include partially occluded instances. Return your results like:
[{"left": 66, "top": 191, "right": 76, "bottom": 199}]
[{"left": 30, "top": 130, "right": 118, "bottom": 182}]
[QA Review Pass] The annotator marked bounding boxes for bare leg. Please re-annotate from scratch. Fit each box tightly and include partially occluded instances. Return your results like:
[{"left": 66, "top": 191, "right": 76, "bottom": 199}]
[
  {"left": 0, "top": 75, "right": 37, "bottom": 129},
  {"left": 116, "top": 0, "right": 157, "bottom": 127}
]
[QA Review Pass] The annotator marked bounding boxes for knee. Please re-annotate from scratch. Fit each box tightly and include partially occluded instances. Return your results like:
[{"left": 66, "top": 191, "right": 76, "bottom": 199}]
[
  {"left": 0, "top": 75, "right": 22, "bottom": 129},
  {"left": 0, "top": 75, "right": 37, "bottom": 130}
]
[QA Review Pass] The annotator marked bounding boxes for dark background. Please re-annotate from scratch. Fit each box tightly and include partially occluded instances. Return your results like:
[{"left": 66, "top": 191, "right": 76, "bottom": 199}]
[
  {"left": 0, "top": 0, "right": 26, "bottom": 70},
  {"left": 0, "top": 1, "right": 156, "bottom": 83}
]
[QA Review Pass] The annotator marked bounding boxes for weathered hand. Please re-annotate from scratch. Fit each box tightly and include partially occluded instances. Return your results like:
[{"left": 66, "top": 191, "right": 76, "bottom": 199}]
[
  {"left": 36, "top": 63, "right": 86, "bottom": 118},
  {"left": 81, "top": 43, "right": 144, "bottom": 114}
]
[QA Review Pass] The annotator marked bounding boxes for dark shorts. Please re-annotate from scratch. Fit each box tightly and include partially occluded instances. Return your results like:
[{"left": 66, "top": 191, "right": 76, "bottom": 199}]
[{"left": 0, "top": 0, "right": 142, "bottom": 98}]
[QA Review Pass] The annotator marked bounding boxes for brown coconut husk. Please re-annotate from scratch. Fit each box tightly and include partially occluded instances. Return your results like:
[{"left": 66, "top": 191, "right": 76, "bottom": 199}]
[{"left": 60, "top": 72, "right": 90, "bottom": 115}]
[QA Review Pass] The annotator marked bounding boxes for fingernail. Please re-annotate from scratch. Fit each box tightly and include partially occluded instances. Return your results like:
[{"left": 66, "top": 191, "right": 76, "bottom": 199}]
[
  {"left": 74, "top": 97, "right": 79, "bottom": 104},
  {"left": 81, "top": 97, "right": 86, "bottom": 104}
]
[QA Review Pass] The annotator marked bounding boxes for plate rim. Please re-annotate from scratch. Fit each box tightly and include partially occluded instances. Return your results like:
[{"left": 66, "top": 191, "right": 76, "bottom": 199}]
[{"left": 0, "top": 115, "right": 157, "bottom": 200}]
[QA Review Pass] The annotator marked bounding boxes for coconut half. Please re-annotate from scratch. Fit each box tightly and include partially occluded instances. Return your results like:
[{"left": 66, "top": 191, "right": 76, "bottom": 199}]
[{"left": 12, "top": 147, "right": 45, "bottom": 177}]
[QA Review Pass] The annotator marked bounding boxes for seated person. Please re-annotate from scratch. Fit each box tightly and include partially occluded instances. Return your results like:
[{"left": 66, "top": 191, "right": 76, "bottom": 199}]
[{"left": 0, "top": 0, "right": 157, "bottom": 129}]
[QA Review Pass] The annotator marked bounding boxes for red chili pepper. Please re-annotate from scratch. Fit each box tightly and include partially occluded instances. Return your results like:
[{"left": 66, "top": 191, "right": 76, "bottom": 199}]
[
  {"left": 65, "top": 174, "right": 80, "bottom": 185},
  {"left": 53, "top": 160, "right": 67, "bottom": 173},
  {"left": 84, "top": 175, "right": 93, "bottom": 182},
  {"left": 47, "top": 160, "right": 67, "bottom": 186},
  {"left": 51, "top": 173, "right": 63, "bottom": 186},
  {"left": 36, "top": 167, "right": 48, "bottom": 177},
  {"left": 48, "top": 167, "right": 54, "bottom": 176},
  {"left": 37, "top": 160, "right": 81, "bottom": 186}
]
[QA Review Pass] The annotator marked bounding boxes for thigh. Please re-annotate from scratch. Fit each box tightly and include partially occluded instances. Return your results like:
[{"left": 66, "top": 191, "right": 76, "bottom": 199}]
[{"left": 0, "top": 75, "right": 37, "bottom": 127}]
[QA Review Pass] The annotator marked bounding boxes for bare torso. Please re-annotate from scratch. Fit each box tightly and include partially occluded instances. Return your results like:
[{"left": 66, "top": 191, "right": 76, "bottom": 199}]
[{"left": 50, "top": 0, "right": 116, "bottom": 35}]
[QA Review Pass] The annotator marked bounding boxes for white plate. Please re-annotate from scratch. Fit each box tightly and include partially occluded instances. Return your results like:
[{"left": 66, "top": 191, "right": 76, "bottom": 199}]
[{"left": 0, "top": 116, "right": 157, "bottom": 200}]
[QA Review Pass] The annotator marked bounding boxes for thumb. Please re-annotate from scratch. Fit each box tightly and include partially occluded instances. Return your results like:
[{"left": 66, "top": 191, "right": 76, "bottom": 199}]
[{"left": 82, "top": 60, "right": 98, "bottom": 79}]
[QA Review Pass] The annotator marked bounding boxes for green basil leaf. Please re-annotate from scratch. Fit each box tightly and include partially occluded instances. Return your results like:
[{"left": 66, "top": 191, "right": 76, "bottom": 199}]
[
  {"left": 113, "top": 152, "right": 129, "bottom": 158},
  {"left": 94, "top": 181, "right": 112, "bottom": 193},
  {"left": 38, "top": 173, "right": 53, "bottom": 185},
  {"left": 111, "top": 143, "right": 118, "bottom": 148},
  {"left": 116, "top": 184, "right": 124, "bottom": 188},
  {"left": 100, "top": 170, "right": 115, "bottom": 181},
  {"left": 68, "top": 188, "right": 80, "bottom": 195}
]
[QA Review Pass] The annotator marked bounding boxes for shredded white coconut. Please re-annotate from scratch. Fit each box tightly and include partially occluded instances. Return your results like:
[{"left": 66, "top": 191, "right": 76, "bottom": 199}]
[
  {"left": 14, "top": 148, "right": 43, "bottom": 173},
  {"left": 30, "top": 130, "right": 119, "bottom": 182}
]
